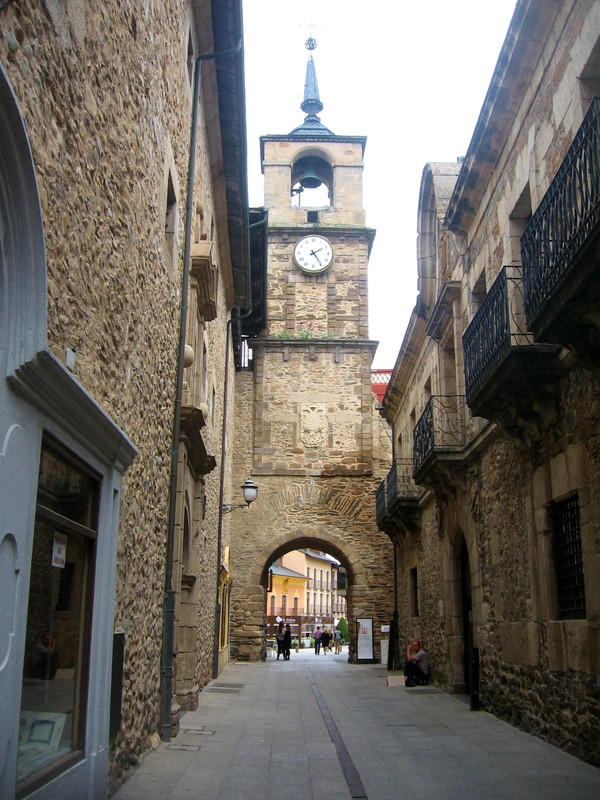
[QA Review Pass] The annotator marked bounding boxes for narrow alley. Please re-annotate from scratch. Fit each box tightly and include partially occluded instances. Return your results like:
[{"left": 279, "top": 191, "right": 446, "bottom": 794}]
[{"left": 113, "top": 650, "right": 600, "bottom": 800}]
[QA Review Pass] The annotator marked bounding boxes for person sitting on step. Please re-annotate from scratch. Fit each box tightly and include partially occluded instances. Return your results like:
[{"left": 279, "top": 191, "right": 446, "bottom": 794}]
[{"left": 404, "top": 640, "right": 430, "bottom": 686}]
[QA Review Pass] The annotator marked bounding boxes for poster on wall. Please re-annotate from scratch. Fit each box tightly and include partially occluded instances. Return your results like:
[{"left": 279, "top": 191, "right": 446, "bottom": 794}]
[{"left": 356, "top": 618, "right": 374, "bottom": 662}]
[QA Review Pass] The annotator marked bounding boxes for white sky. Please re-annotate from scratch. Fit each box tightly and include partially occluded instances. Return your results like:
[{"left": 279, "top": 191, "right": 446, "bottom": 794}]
[{"left": 242, "top": 0, "right": 517, "bottom": 368}]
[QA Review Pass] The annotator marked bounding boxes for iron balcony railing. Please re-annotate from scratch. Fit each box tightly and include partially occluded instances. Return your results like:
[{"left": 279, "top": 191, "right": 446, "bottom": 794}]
[
  {"left": 413, "top": 395, "right": 467, "bottom": 472},
  {"left": 375, "top": 481, "right": 386, "bottom": 522},
  {"left": 522, "top": 97, "right": 600, "bottom": 322},
  {"left": 388, "top": 459, "right": 420, "bottom": 500},
  {"left": 376, "top": 459, "right": 421, "bottom": 523},
  {"left": 463, "top": 266, "right": 534, "bottom": 401}
]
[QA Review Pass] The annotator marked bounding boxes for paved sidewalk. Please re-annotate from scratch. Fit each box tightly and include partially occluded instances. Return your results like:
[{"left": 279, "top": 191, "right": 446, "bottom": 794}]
[{"left": 113, "top": 649, "right": 600, "bottom": 800}]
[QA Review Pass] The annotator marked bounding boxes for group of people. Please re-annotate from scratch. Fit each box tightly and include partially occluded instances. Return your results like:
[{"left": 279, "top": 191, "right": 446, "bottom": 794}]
[
  {"left": 313, "top": 626, "right": 342, "bottom": 654},
  {"left": 275, "top": 625, "right": 428, "bottom": 680},
  {"left": 275, "top": 624, "right": 345, "bottom": 659},
  {"left": 275, "top": 622, "right": 292, "bottom": 660}
]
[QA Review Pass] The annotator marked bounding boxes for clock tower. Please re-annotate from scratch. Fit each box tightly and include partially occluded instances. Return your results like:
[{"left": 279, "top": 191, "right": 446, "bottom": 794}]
[
  {"left": 229, "top": 38, "right": 393, "bottom": 665},
  {"left": 253, "top": 38, "right": 377, "bottom": 477}
]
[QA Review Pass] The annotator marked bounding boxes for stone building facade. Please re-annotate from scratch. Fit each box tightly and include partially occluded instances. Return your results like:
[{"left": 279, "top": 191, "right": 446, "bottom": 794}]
[
  {"left": 377, "top": 0, "right": 600, "bottom": 766},
  {"left": 229, "top": 48, "right": 394, "bottom": 664},
  {"left": 0, "top": 1, "right": 251, "bottom": 797}
]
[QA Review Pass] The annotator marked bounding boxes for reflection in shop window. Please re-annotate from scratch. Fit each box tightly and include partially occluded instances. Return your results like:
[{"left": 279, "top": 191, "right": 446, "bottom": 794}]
[{"left": 17, "top": 440, "right": 99, "bottom": 791}]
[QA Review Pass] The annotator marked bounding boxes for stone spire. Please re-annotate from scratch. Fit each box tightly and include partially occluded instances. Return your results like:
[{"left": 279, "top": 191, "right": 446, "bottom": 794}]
[{"left": 289, "top": 37, "right": 334, "bottom": 136}]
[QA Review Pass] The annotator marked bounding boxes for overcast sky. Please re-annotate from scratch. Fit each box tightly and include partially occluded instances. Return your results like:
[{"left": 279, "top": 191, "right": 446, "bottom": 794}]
[{"left": 242, "top": 0, "right": 517, "bottom": 367}]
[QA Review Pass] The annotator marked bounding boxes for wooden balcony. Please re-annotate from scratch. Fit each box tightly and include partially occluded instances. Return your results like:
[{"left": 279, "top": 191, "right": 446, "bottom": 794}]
[
  {"left": 463, "top": 266, "right": 560, "bottom": 437},
  {"left": 521, "top": 97, "right": 600, "bottom": 368},
  {"left": 376, "top": 459, "right": 421, "bottom": 536}
]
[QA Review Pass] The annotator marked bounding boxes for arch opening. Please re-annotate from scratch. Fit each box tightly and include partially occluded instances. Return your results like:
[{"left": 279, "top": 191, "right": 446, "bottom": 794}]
[{"left": 291, "top": 155, "right": 332, "bottom": 208}]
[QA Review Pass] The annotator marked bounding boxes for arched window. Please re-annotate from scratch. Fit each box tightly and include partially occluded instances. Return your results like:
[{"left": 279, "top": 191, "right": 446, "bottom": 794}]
[{"left": 291, "top": 154, "right": 332, "bottom": 208}]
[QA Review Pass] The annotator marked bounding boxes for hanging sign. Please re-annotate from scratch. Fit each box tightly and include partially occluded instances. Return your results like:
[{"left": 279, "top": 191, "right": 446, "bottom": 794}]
[
  {"left": 356, "top": 617, "right": 374, "bottom": 662},
  {"left": 52, "top": 532, "right": 67, "bottom": 569}
]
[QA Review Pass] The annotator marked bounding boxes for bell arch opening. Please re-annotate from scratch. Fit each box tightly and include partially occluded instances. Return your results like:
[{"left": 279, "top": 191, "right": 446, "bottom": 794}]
[{"left": 291, "top": 154, "right": 333, "bottom": 208}]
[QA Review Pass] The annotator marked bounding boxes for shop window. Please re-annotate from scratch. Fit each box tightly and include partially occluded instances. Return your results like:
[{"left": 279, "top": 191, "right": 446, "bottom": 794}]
[
  {"left": 552, "top": 496, "right": 586, "bottom": 620},
  {"left": 18, "top": 439, "right": 99, "bottom": 791},
  {"left": 54, "top": 562, "right": 75, "bottom": 612}
]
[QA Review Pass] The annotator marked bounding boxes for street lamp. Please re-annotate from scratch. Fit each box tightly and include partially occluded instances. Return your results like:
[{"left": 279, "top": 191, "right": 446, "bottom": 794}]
[{"left": 221, "top": 477, "right": 259, "bottom": 514}]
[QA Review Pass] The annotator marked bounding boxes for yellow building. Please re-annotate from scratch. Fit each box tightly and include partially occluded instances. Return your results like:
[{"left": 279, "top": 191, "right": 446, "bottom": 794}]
[{"left": 266, "top": 550, "right": 347, "bottom": 643}]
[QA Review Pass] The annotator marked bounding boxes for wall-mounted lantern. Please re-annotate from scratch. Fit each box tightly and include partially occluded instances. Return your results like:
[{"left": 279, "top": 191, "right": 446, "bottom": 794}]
[{"left": 221, "top": 477, "right": 259, "bottom": 514}]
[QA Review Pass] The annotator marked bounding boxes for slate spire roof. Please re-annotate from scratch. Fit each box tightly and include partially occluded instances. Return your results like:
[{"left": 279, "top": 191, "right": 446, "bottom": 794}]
[{"left": 289, "top": 38, "right": 334, "bottom": 136}]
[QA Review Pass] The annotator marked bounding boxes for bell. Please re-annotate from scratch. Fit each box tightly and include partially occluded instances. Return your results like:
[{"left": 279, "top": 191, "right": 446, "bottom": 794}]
[{"left": 297, "top": 168, "right": 322, "bottom": 190}]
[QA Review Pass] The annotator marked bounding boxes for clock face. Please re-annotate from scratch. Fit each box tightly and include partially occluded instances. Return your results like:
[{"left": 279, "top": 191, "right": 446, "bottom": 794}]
[{"left": 293, "top": 235, "right": 334, "bottom": 274}]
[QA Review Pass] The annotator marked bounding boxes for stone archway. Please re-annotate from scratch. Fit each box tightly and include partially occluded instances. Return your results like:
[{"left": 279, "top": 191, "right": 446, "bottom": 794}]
[{"left": 228, "top": 476, "right": 394, "bottom": 665}]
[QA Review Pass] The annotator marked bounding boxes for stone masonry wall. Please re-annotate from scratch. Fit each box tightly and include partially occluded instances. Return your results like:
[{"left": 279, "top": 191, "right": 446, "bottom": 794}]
[
  {"left": 252, "top": 342, "right": 375, "bottom": 475},
  {"left": 266, "top": 231, "right": 370, "bottom": 340},
  {"left": 386, "top": 0, "right": 600, "bottom": 766},
  {"left": 1, "top": 0, "right": 234, "bottom": 785},
  {"left": 231, "top": 362, "right": 394, "bottom": 663}
]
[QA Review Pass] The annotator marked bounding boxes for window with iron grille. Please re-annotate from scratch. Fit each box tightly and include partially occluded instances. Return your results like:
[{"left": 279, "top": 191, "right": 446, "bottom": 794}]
[
  {"left": 552, "top": 495, "right": 586, "bottom": 619},
  {"left": 410, "top": 567, "right": 419, "bottom": 618}
]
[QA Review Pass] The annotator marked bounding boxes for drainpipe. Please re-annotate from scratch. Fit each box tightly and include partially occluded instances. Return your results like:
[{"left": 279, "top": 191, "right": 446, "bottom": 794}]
[{"left": 161, "top": 37, "right": 243, "bottom": 743}]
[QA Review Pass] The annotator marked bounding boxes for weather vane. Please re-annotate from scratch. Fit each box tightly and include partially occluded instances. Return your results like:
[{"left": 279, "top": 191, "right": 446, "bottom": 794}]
[{"left": 305, "top": 16, "right": 317, "bottom": 51}]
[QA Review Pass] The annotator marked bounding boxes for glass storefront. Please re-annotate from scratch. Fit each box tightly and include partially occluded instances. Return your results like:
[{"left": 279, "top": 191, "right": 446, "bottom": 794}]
[{"left": 17, "top": 441, "right": 99, "bottom": 789}]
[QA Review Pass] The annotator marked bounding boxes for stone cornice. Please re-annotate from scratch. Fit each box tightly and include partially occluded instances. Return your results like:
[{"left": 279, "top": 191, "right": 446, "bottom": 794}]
[
  {"left": 8, "top": 349, "right": 137, "bottom": 473},
  {"left": 260, "top": 134, "right": 367, "bottom": 163},
  {"left": 268, "top": 226, "right": 376, "bottom": 243},
  {"left": 444, "top": 0, "right": 563, "bottom": 235},
  {"left": 255, "top": 338, "right": 378, "bottom": 355}
]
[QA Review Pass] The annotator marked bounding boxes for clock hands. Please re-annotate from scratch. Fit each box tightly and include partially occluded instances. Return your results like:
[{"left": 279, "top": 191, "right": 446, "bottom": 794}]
[{"left": 310, "top": 247, "right": 323, "bottom": 265}]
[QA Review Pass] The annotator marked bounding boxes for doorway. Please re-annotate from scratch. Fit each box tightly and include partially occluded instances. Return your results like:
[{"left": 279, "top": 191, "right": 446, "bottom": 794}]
[{"left": 460, "top": 538, "right": 473, "bottom": 694}]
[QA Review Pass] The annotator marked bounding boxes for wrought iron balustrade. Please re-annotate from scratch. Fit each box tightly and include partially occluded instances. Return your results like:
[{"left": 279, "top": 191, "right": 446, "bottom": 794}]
[
  {"left": 463, "top": 267, "right": 534, "bottom": 401},
  {"left": 522, "top": 97, "right": 600, "bottom": 322},
  {"left": 388, "top": 459, "right": 420, "bottom": 500},
  {"left": 413, "top": 395, "right": 467, "bottom": 472},
  {"left": 376, "top": 459, "right": 421, "bottom": 524},
  {"left": 375, "top": 480, "right": 386, "bottom": 522}
]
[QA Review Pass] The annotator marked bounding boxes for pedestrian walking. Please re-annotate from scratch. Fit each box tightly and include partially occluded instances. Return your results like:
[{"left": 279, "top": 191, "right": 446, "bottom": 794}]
[
  {"left": 322, "top": 628, "right": 331, "bottom": 653},
  {"left": 275, "top": 621, "right": 285, "bottom": 660},
  {"left": 333, "top": 627, "right": 342, "bottom": 654},
  {"left": 283, "top": 624, "right": 292, "bottom": 660},
  {"left": 314, "top": 626, "right": 322, "bottom": 655}
]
